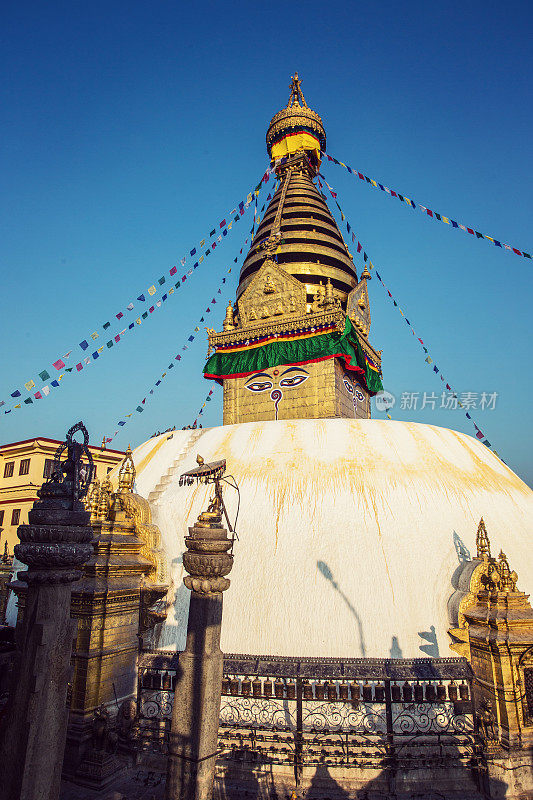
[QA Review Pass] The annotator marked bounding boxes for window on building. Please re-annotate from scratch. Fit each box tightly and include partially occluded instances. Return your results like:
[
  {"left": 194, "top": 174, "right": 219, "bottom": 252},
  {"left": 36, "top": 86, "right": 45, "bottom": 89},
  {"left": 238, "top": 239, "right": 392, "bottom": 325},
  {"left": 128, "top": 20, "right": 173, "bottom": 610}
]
[
  {"left": 11, "top": 508, "right": 20, "bottom": 526},
  {"left": 19, "top": 458, "right": 30, "bottom": 476},
  {"left": 43, "top": 459, "right": 56, "bottom": 479},
  {"left": 3, "top": 462, "right": 14, "bottom": 478},
  {"left": 0, "top": 510, "right": 4, "bottom": 526}
]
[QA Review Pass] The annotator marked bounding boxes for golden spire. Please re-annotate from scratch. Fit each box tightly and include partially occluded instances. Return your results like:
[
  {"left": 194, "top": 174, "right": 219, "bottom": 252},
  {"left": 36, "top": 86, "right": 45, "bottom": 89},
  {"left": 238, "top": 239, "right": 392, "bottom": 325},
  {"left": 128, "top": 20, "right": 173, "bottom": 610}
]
[
  {"left": 223, "top": 301, "right": 235, "bottom": 331},
  {"left": 476, "top": 517, "right": 491, "bottom": 560},
  {"left": 266, "top": 74, "right": 326, "bottom": 162},
  {"left": 86, "top": 478, "right": 101, "bottom": 521},
  {"left": 118, "top": 445, "right": 136, "bottom": 493},
  {"left": 360, "top": 265, "right": 372, "bottom": 281},
  {"left": 101, "top": 436, "right": 106, "bottom": 450},
  {"left": 98, "top": 475, "right": 112, "bottom": 520},
  {"left": 288, "top": 72, "right": 307, "bottom": 107},
  {"left": 497, "top": 551, "right": 518, "bottom": 592},
  {"left": 323, "top": 278, "right": 336, "bottom": 309}
]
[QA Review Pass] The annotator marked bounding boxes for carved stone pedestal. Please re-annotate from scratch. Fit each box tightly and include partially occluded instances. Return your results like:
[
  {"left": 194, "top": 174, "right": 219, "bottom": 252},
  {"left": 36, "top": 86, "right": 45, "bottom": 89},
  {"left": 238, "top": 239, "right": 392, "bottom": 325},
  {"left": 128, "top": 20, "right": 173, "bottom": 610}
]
[{"left": 70, "top": 750, "right": 125, "bottom": 790}]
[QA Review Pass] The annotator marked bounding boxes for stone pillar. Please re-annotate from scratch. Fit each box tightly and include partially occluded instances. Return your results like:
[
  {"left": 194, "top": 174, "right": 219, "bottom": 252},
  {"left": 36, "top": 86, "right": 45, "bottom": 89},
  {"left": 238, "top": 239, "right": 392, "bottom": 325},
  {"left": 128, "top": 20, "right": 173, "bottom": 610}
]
[
  {"left": 0, "top": 423, "right": 94, "bottom": 800},
  {"left": 166, "top": 482, "right": 234, "bottom": 800}
]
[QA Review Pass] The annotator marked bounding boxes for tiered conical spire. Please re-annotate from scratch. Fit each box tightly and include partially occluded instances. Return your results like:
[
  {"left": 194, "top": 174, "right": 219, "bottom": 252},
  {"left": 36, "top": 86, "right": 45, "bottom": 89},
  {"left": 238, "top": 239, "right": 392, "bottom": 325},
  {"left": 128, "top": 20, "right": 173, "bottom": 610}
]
[{"left": 238, "top": 163, "right": 358, "bottom": 309}]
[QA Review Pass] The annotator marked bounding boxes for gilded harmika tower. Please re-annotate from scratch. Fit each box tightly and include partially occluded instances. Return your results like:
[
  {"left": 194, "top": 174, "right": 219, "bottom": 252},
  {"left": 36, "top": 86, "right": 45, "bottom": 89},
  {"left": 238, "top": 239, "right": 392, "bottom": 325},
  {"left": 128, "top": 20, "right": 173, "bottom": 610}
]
[{"left": 204, "top": 74, "right": 383, "bottom": 424}]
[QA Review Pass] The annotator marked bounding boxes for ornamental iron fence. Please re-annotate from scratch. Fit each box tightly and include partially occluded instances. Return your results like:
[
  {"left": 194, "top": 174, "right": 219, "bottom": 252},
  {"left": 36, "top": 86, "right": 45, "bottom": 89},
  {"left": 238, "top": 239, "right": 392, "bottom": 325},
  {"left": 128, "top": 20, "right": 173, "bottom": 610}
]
[{"left": 136, "top": 651, "right": 485, "bottom": 789}]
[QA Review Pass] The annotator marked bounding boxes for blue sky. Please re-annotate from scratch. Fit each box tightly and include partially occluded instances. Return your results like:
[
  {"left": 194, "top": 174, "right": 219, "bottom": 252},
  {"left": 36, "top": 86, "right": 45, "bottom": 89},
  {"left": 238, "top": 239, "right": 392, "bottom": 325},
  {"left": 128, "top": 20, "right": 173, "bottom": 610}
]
[{"left": 1, "top": 1, "right": 531, "bottom": 484}]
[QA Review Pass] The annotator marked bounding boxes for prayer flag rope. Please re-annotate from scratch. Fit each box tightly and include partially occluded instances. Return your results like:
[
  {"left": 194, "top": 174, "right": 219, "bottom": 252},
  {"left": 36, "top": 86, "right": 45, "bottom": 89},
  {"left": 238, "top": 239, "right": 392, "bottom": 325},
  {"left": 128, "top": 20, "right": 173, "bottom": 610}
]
[
  {"left": 190, "top": 388, "right": 215, "bottom": 428},
  {"left": 321, "top": 152, "right": 530, "bottom": 259},
  {"left": 1, "top": 174, "right": 272, "bottom": 415},
  {"left": 1, "top": 169, "right": 273, "bottom": 410},
  {"left": 319, "top": 175, "right": 503, "bottom": 461},
  {"left": 3, "top": 238, "right": 250, "bottom": 418},
  {"left": 102, "top": 244, "right": 242, "bottom": 443}
]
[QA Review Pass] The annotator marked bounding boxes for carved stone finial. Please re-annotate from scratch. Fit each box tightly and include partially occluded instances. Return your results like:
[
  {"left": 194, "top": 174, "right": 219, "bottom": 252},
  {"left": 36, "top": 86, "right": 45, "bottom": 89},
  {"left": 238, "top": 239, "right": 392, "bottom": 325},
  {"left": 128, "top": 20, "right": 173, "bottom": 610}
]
[
  {"left": 497, "top": 551, "right": 518, "bottom": 592},
  {"left": 183, "top": 511, "right": 233, "bottom": 595},
  {"left": 476, "top": 517, "right": 491, "bottom": 560},
  {"left": 118, "top": 445, "right": 135, "bottom": 493}
]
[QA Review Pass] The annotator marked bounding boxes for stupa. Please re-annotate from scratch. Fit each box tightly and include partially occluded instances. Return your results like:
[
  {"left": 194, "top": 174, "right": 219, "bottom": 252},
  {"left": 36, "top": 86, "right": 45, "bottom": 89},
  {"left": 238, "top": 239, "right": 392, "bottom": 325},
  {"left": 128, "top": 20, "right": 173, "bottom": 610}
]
[{"left": 125, "top": 76, "right": 533, "bottom": 797}]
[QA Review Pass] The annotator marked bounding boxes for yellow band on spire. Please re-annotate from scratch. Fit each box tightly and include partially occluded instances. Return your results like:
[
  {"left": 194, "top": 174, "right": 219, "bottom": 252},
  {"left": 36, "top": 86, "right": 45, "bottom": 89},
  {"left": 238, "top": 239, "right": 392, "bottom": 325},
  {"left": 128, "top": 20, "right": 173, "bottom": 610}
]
[{"left": 271, "top": 131, "right": 321, "bottom": 160}]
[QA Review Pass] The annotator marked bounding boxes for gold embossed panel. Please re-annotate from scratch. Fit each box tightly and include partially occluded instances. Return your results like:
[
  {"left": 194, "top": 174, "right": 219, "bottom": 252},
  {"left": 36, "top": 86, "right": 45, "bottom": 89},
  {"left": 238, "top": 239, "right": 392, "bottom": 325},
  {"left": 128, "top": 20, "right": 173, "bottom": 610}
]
[
  {"left": 222, "top": 358, "right": 371, "bottom": 425},
  {"left": 237, "top": 260, "right": 306, "bottom": 328}
]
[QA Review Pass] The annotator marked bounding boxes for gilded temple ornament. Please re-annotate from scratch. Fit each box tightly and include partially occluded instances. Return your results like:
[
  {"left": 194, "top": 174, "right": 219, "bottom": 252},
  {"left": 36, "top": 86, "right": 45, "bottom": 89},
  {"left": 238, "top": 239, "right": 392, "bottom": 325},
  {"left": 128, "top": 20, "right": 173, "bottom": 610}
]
[
  {"left": 118, "top": 445, "right": 136, "bottom": 493},
  {"left": 476, "top": 517, "right": 491, "bottom": 560},
  {"left": 498, "top": 551, "right": 518, "bottom": 592},
  {"left": 263, "top": 274, "right": 276, "bottom": 294}
]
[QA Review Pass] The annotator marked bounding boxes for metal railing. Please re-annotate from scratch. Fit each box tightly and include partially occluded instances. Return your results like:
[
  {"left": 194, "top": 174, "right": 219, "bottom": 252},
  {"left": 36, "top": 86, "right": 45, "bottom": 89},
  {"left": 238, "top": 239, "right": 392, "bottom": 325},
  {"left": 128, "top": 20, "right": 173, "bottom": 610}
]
[{"left": 136, "top": 651, "right": 484, "bottom": 783}]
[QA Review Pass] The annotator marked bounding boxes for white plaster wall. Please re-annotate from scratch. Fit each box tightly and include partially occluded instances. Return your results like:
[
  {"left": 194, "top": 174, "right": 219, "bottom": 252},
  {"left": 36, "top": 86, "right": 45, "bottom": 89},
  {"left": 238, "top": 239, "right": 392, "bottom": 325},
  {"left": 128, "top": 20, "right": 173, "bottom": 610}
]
[{"left": 131, "top": 419, "right": 533, "bottom": 660}]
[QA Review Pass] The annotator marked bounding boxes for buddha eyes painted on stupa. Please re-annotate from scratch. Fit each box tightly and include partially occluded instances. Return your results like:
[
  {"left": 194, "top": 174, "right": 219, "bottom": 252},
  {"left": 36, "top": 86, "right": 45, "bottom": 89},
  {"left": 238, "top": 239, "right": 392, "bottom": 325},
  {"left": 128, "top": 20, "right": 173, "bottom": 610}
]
[
  {"left": 343, "top": 376, "right": 365, "bottom": 415},
  {"left": 245, "top": 367, "right": 310, "bottom": 393},
  {"left": 244, "top": 366, "right": 310, "bottom": 420}
]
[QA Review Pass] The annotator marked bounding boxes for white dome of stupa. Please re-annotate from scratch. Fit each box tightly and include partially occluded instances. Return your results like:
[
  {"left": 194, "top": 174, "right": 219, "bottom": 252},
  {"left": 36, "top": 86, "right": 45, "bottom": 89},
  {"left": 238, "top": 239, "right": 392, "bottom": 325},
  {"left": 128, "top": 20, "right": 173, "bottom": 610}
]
[{"left": 130, "top": 419, "right": 533, "bottom": 660}]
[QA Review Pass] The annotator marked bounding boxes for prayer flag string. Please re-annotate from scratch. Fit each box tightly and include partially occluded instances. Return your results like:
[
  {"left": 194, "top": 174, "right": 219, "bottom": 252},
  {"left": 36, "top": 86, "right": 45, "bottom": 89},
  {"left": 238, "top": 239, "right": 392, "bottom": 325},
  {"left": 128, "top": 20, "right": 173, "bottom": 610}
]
[
  {"left": 2, "top": 174, "right": 274, "bottom": 416},
  {"left": 318, "top": 174, "right": 504, "bottom": 461},
  {"left": 102, "top": 234, "right": 252, "bottom": 443},
  {"left": 321, "top": 152, "right": 530, "bottom": 259},
  {"left": 189, "top": 388, "right": 215, "bottom": 429},
  {"left": 1, "top": 168, "right": 273, "bottom": 412}
]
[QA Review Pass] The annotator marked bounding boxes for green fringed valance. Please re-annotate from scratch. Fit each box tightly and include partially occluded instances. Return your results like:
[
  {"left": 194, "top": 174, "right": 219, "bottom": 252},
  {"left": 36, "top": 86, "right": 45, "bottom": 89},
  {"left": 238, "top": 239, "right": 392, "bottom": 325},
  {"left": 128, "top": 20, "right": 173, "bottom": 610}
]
[{"left": 204, "top": 317, "right": 383, "bottom": 396}]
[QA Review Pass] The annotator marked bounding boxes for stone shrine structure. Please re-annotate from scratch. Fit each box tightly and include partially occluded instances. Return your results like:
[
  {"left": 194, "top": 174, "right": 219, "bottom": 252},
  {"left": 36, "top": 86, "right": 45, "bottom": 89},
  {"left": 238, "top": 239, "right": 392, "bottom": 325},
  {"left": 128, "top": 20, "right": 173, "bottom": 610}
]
[{"left": 64, "top": 445, "right": 168, "bottom": 785}]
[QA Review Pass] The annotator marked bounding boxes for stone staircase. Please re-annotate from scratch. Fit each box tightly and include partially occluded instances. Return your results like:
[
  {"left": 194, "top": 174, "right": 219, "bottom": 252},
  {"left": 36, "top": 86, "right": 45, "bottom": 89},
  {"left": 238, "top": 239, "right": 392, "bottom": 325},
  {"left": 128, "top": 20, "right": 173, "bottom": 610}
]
[{"left": 147, "top": 429, "right": 204, "bottom": 505}]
